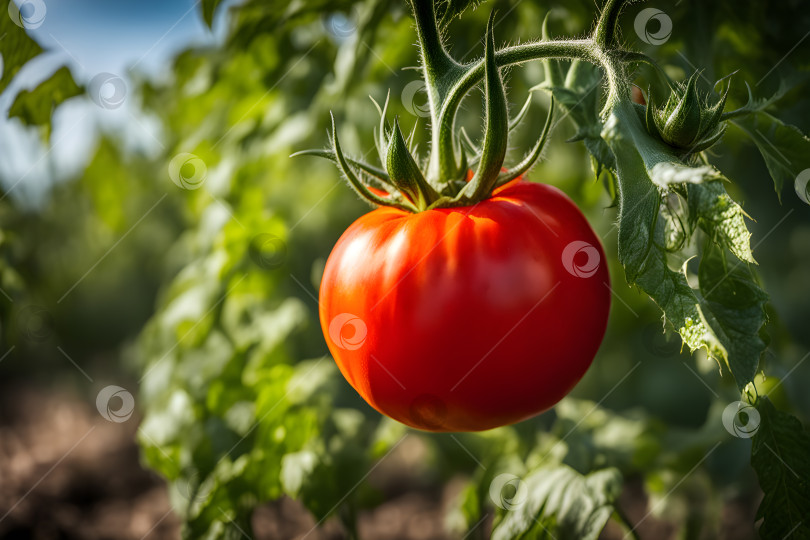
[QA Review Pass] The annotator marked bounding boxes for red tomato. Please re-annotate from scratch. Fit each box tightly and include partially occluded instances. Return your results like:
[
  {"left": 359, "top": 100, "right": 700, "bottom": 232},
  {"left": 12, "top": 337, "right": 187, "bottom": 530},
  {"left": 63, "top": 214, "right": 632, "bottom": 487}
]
[{"left": 319, "top": 180, "right": 610, "bottom": 432}]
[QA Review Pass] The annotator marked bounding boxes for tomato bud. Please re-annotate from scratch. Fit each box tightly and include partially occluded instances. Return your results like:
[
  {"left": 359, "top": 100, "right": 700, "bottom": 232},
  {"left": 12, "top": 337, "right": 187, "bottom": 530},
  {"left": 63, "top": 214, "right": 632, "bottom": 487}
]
[{"left": 645, "top": 73, "right": 728, "bottom": 154}]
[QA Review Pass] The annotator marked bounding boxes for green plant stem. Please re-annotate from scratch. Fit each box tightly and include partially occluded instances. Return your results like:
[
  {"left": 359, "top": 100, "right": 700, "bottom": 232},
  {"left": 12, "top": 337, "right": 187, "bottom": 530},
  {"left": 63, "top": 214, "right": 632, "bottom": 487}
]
[
  {"left": 400, "top": 0, "right": 642, "bottom": 206},
  {"left": 438, "top": 41, "right": 633, "bottom": 160},
  {"left": 594, "top": 0, "right": 632, "bottom": 49},
  {"left": 414, "top": 0, "right": 638, "bottom": 194},
  {"left": 433, "top": 39, "right": 598, "bottom": 185},
  {"left": 408, "top": 0, "right": 461, "bottom": 86},
  {"left": 409, "top": 0, "right": 464, "bottom": 185}
]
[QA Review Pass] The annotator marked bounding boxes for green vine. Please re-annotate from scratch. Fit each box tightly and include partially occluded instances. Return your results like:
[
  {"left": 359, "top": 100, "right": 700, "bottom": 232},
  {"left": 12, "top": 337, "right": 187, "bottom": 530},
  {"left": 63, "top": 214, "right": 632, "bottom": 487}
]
[{"left": 296, "top": 0, "right": 654, "bottom": 212}]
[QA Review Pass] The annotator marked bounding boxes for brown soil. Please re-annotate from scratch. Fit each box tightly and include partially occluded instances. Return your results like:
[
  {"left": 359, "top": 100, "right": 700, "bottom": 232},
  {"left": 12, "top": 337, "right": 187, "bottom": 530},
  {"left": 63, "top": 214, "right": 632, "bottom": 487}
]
[{"left": 0, "top": 386, "right": 758, "bottom": 540}]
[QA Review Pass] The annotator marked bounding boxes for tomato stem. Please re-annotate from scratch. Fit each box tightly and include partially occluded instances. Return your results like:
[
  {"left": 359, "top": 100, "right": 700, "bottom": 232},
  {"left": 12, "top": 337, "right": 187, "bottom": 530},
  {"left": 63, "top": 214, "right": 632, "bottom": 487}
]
[
  {"left": 594, "top": 0, "right": 632, "bottom": 49},
  {"left": 296, "top": 0, "right": 661, "bottom": 213}
]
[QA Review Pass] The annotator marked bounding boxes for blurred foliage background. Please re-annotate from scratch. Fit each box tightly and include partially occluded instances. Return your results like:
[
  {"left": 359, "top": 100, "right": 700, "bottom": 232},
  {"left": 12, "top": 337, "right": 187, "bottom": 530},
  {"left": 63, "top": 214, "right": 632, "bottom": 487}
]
[{"left": 1, "top": 0, "right": 809, "bottom": 538}]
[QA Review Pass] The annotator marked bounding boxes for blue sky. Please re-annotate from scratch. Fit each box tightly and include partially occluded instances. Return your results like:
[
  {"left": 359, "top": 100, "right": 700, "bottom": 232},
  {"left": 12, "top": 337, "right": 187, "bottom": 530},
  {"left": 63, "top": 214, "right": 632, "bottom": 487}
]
[
  {"left": 1, "top": 0, "right": 231, "bottom": 204},
  {"left": 24, "top": 0, "right": 224, "bottom": 75}
]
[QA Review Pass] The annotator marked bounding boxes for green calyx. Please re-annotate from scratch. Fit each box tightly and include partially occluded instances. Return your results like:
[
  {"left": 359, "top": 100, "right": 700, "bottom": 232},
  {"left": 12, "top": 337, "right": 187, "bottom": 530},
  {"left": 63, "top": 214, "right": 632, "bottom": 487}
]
[
  {"left": 294, "top": 1, "right": 560, "bottom": 213},
  {"left": 293, "top": 0, "right": 727, "bottom": 212},
  {"left": 645, "top": 72, "right": 729, "bottom": 154},
  {"left": 386, "top": 117, "right": 441, "bottom": 209}
]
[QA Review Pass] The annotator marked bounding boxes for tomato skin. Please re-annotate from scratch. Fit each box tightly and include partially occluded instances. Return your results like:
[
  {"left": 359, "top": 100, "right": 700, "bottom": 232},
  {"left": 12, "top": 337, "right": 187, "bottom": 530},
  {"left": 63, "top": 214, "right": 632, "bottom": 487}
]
[{"left": 319, "top": 181, "right": 610, "bottom": 432}]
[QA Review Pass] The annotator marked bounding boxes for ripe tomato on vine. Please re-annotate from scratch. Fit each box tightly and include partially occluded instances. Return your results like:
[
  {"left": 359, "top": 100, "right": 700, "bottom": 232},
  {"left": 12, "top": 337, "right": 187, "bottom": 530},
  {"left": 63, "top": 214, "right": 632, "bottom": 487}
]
[{"left": 319, "top": 180, "right": 610, "bottom": 431}]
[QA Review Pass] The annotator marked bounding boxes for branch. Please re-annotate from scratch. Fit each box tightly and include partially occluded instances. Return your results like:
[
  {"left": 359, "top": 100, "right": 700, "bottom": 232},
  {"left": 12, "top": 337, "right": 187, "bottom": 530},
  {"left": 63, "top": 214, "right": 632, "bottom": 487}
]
[
  {"left": 594, "top": 0, "right": 633, "bottom": 49},
  {"left": 435, "top": 39, "right": 598, "bottom": 174}
]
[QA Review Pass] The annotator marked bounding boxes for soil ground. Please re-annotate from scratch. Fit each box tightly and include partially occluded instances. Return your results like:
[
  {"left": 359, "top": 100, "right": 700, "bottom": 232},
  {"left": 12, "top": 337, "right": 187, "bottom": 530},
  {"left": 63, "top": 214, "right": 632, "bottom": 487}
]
[{"left": 0, "top": 386, "right": 758, "bottom": 540}]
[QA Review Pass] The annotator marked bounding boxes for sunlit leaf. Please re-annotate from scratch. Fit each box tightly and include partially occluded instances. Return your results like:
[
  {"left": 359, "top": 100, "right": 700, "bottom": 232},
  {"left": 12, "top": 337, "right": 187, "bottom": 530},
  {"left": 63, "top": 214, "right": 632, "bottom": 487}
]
[
  {"left": 491, "top": 465, "right": 622, "bottom": 540},
  {"left": 8, "top": 67, "right": 83, "bottom": 140}
]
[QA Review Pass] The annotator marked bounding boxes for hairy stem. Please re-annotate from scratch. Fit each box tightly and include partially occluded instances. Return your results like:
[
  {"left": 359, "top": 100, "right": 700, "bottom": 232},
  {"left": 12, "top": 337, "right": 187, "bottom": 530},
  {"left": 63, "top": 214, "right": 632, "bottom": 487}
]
[
  {"left": 409, "top": 0, "right": 464, "bottom": 185},
  {"left": 594, "top": 0, "right": 632, "bottom": 49},
  {"left": 435, "top": 40, "right": 599, "bottom": 183},
  {"left": 422, "top": 0, "right": 639, "bottom": 189}
]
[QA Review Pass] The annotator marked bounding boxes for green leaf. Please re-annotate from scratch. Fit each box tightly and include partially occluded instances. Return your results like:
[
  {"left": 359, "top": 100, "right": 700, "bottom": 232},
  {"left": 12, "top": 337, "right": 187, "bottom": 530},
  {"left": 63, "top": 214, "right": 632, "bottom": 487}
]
[
  {"left": 602, "top": 102, "right": 765, "bottom": 388},
  {"left": 648, "top": 162, "right": 717, "bottom": 188},
  {"left": 551, "top": 398, "right": 663, "bottom": 474},
  {"left": 8, "top": 67, "right": 84, "bottom": 140},
  {"left": 0, "top": 6, "right": 43, "bottom": 95},
  {"left": 491, "top": 465, "right": 622, "bottom": 540},
  {"left": 201, "top": 0, "right": 225, "bottom": 27},
  {"left": 603, "top": 105, "right": 724, "bottom": 359},
  {"left": 281, "top": 450, "right": 318, "bottom": 496},
  {"left": 732, "top": 111, "right": 810, "bottom": 200},
  {"left": 722, "top": 80, "right": 791, "bottom": 119},
  {"left": 697, "top": 240, "right": 768, "bottom": 389},
  {"left": 687, "top": 180, "right": 755, "bottom": 264},
  {"left": 751, "top": 397, "right": 810, "bottom": 540}
]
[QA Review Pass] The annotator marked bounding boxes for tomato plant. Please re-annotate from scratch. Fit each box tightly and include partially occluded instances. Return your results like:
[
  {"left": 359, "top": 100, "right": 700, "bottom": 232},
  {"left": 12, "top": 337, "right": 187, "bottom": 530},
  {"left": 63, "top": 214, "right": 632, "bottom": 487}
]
[
  {"left": 3, "top": 0, "right": 810, "bottom": 539},
  {"left": 304, "top": 10, "right": 613, "bottom": 432}
]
